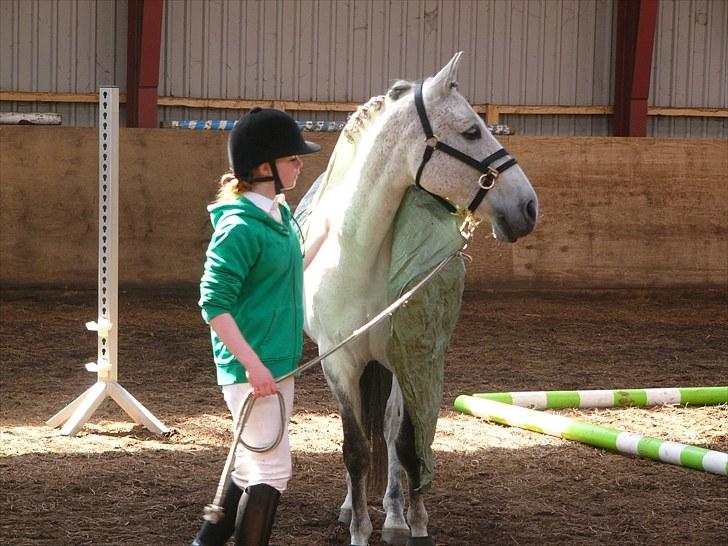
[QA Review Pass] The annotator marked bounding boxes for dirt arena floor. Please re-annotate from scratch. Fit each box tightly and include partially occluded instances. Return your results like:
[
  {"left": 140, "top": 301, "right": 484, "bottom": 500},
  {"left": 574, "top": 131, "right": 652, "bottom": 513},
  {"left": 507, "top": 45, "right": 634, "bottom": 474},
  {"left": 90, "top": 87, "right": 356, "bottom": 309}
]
[{"left": 1, "top": 287, "right": 726, "bottom": 546}]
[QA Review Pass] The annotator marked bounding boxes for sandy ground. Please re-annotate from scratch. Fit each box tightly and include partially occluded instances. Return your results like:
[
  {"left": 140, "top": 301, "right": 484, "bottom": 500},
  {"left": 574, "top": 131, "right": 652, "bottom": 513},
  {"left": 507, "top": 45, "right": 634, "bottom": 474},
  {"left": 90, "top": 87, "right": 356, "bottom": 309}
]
[{"left": 1, "top": 287, "right": 726, "bottom": 545}]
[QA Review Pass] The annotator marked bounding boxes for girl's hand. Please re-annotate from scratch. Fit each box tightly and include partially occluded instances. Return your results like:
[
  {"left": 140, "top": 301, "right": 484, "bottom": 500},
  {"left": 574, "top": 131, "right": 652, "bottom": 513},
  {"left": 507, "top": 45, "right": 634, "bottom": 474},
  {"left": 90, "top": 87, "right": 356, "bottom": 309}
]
[
  {"left": 304, "top": 215, "right": 331, "bottom": 270},
  {"left": 208, "top": 313, "right": 279, "bottom": 397},
  {"left": 246, "top": 361, "right": 278, "bottom": 397}
]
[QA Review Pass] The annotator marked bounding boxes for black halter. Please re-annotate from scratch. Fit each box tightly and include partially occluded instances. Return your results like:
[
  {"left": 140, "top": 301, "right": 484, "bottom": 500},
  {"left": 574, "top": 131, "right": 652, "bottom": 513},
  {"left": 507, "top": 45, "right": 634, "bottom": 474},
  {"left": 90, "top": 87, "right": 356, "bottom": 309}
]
[{"left": 413, "top": 84, "right": 518, "bottom": 213}]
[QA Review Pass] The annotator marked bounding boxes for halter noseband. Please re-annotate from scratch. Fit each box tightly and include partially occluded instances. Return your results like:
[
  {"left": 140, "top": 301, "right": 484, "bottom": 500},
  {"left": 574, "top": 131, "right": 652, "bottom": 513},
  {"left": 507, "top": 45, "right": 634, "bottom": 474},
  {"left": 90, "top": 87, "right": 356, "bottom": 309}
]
[{"left": 413, "top": 84, "right": 518, "bottom": 213}]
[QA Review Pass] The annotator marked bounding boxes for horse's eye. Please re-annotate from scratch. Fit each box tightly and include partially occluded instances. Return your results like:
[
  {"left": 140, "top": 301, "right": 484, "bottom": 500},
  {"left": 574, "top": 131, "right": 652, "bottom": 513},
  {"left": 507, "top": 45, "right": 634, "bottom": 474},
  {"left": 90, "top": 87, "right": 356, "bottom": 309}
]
[{"left": 462, "top": 126, "right": 481, "bottom": 140}]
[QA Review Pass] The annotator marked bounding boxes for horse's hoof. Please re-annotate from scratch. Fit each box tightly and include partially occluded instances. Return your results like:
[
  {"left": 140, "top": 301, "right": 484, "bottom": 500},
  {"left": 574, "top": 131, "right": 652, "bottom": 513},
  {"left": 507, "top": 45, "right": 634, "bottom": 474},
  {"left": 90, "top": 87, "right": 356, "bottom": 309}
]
[
  {"left": 381, "top": 526, "right": 410, "bottom": 545},
  {"left": 338, "top": 507, "right": 352, "bottom": 525},
  {"left": 406, "top": 536, "right": 434, "bottom": 546}
]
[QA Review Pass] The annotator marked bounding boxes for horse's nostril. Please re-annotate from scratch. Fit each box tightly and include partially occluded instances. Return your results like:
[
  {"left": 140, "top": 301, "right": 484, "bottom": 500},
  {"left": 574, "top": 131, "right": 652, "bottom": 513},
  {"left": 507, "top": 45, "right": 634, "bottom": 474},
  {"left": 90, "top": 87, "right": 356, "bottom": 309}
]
[{"left": 523, "top": 199, "right": 537, "bottom": 225}]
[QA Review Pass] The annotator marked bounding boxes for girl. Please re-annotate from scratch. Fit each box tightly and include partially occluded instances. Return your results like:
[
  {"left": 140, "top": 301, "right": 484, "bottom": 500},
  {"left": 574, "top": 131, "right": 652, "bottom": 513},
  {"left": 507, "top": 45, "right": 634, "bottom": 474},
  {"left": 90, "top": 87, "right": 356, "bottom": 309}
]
[{"left": 194, "top": 108, "right": 327, "bottom": 546}]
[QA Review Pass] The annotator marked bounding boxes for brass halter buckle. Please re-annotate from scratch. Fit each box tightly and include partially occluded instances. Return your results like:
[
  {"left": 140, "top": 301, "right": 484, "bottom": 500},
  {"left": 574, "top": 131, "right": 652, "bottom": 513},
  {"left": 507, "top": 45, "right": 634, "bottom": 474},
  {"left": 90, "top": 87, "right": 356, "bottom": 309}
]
[
  {"left": 455, "top": 207, "right": 482, "bottom": 239},
  {"left": 424, "top": 134, "right": 439, "bottom": 148},
  {"left": 478, "top": 166, "right": 500, "bottom": 190}
]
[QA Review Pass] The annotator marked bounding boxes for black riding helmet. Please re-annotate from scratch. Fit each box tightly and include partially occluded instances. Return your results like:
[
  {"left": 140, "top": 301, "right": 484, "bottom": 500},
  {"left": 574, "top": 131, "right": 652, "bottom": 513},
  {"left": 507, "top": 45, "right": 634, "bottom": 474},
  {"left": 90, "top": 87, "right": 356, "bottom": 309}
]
[{"left": 228, "top": 107, "right": 321, "bottom": 193}]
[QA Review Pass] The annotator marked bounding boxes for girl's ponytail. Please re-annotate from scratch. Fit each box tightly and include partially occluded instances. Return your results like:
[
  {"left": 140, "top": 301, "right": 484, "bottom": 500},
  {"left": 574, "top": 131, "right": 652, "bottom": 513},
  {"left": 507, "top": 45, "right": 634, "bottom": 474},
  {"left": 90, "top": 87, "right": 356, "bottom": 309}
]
[{"left": 214, "top": 172, "right": 253, "bottom": 203}]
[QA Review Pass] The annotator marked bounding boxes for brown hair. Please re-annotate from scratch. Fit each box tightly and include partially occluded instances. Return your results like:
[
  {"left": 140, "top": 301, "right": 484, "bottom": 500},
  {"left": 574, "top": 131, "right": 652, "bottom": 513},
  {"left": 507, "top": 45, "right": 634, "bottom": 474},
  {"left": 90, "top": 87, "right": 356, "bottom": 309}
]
[{"left": 213, "top": 172, "right": 254, "bottom": 203}]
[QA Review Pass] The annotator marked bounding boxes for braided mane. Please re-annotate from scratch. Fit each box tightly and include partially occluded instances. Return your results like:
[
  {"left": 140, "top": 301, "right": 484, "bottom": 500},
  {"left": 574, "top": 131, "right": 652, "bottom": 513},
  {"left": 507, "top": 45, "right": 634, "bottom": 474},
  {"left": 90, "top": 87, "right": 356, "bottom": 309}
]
[
  {"left": 294, "top": 79, "right": 419, "bottom": 234},
  {"left": 342, "top": 95, "right": 387, "bottom": 144},
  {"left": 341, "top": 79, "right": 415, "bottom": 144}
]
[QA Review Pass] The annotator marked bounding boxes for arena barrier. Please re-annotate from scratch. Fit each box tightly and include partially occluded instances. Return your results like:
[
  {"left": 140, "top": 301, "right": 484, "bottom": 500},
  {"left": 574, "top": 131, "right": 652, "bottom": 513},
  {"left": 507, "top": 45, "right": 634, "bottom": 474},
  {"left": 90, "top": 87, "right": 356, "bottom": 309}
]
[
  {"left": 2, "top": 131, "right": 726, "bottom": 288},
  {"left": 0, "top": 112, "right": 62, "bottom": 125},
  {"left": 163, "top": 119, "right": 514, "bottom": 135},
  {"left": 454, "top": 394, "right": 728, "bottom": 476},
  {"left": 472, "top": 386, "right": 728, "bottom": 410},
  {"left": 165, "top": 119, "right": 346, "bottom": 131}
]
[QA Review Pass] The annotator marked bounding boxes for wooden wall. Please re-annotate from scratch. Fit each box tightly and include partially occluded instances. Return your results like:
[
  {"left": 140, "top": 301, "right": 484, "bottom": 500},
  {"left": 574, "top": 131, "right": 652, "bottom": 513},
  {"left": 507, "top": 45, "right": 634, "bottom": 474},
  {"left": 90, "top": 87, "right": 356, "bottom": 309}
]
[
  {"left": 469, "top": 136, "right": 728, "bottom": 287},
  {"left": 1, "top": 127, "right": 725, "bottom": 288}
]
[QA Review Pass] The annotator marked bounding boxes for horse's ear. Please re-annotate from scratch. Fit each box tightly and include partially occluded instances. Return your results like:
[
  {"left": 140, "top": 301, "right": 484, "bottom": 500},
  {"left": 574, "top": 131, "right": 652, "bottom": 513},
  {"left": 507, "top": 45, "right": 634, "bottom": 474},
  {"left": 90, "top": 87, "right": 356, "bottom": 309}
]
[
  {"left": 427, "top": 51, "right": 463, "bottom": 96},
  {"left": 388, "top": 80, "right": 413, "bottom": 101}
]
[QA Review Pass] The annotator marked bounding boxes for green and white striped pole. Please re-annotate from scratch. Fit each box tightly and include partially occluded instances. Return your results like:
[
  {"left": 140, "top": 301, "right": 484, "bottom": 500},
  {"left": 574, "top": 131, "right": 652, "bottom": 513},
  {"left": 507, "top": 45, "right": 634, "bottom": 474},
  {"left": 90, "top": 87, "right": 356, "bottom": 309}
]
[
  {"left": 473, "top": 386, "right": 728, "bottom": 410},
  {"left": 454, "top": 395, "right": 728, "bottom": 476}
]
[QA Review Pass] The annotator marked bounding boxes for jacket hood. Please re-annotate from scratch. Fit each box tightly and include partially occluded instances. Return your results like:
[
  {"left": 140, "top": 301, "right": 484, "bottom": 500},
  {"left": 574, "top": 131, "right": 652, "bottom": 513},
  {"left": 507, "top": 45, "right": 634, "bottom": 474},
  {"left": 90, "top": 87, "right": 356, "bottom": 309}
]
[{"left": 207, "top": 196, "right": 290, "bottom": 234}]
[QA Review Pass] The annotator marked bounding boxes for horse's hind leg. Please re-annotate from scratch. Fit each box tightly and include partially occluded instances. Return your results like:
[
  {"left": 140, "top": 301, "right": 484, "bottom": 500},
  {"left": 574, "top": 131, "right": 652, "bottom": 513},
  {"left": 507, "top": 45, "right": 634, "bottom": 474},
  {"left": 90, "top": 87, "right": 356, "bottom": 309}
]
[
  {"left": 397, "top": 409, "right": 433, "bottom": 545},
  {"left": 381, "top": 379, "right": 409, "bottom": 545}
]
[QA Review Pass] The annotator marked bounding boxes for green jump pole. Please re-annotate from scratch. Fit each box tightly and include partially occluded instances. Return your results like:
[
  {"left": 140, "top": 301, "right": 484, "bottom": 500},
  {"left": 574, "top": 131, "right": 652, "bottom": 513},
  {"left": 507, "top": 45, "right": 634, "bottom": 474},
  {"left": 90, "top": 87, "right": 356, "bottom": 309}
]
[
  {"left": 454, "top": 395, "right": 727, "bottom": 476},
  {"left": 473, "top": 386, "right": 728, "bottom": 410}
]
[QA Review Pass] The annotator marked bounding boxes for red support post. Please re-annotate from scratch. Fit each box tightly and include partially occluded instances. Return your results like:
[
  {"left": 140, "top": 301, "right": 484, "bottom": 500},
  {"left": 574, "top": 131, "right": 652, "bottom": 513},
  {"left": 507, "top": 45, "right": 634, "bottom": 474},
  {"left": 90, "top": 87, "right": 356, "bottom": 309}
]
[
  {"left": 613, "top": 0, "right": 658, "bottom": 136},
  {"left": 126, "top": 0, "right": 164, "bottom": 128}
]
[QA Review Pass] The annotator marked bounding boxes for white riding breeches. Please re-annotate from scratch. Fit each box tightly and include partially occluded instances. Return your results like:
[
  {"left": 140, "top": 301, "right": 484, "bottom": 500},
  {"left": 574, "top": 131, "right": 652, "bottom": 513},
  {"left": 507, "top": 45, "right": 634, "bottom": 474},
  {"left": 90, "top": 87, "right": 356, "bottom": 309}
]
[{"left": 222, "top": 376, "right": 295, "bottom": 493}]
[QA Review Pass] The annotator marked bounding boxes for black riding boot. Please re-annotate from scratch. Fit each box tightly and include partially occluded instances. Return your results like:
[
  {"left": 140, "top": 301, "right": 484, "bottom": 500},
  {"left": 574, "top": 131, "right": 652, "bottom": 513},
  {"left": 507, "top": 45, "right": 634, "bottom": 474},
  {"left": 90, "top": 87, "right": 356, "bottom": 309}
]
[
  {"left": 234, "top": 483, "right": 281, "bottom": 546},
  {"left": 192, "top": 478, "right": 244, "bottom": 546}
]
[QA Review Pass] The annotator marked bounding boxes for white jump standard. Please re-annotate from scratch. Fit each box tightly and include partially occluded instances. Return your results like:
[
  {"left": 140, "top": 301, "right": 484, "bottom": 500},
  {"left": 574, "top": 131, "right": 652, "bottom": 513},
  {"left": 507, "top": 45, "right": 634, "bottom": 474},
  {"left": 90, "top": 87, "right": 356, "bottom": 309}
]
[{"left": 47, "top": 87, "right": 168, "bottom": 437}]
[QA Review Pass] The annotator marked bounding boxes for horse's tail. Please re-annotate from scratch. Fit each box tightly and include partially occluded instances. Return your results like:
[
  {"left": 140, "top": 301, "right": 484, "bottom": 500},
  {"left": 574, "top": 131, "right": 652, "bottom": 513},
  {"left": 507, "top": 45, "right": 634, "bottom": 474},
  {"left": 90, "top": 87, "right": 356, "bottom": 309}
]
[{"left": 360, "top": 360, "right": 392, "bottom": 498}]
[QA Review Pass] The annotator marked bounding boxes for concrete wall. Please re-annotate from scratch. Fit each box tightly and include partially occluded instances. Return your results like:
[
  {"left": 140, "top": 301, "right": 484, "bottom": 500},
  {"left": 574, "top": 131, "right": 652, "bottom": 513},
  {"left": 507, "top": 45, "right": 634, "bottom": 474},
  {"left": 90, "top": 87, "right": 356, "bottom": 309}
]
[{"left": 1, "top": 126, "right": 726, "bottom": 288}]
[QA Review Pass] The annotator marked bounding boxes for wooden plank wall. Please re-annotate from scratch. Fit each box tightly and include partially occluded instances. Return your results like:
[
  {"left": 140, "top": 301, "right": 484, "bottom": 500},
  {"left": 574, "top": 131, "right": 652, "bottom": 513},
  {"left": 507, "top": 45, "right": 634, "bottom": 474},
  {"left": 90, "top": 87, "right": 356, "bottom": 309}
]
[
  {"left": 0, "top": 127, "right": 725, "bottom": 288},
  {"left": 468, "top": 137, "right": 727, "bottom": 288}
]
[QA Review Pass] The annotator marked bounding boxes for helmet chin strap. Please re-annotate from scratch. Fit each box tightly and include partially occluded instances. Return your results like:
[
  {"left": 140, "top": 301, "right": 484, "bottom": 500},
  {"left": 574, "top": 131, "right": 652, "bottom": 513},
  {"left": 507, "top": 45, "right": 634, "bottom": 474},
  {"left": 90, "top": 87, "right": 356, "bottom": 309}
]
[
  {"left": 243, "top": 161, "right": 283, "bottom": 194},
  {"left": 269, "top": 161, "right": 284, "bottom": 195}
]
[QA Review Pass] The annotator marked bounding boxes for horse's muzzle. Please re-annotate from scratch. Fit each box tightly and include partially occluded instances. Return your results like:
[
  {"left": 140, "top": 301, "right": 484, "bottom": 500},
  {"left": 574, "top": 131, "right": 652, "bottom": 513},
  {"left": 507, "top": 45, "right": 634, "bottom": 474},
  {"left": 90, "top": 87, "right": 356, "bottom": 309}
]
[{"left": 492, "top": 198, "right": 538, "bottom": 242}]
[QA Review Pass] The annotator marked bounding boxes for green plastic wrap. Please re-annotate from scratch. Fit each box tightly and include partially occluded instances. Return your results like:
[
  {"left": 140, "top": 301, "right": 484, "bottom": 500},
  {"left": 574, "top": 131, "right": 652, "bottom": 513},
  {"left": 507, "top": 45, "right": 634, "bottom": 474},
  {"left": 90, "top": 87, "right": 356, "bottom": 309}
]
[{"left": 386, "top": 186, "right": 466, "bottom": 491}]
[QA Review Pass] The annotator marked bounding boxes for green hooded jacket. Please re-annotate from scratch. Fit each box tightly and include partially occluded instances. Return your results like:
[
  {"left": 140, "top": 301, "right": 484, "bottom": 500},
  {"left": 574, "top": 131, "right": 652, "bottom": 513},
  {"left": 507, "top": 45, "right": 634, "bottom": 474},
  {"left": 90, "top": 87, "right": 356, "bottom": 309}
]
[{"left": 199, "top": 196, "right": 304, "bottom": 385}]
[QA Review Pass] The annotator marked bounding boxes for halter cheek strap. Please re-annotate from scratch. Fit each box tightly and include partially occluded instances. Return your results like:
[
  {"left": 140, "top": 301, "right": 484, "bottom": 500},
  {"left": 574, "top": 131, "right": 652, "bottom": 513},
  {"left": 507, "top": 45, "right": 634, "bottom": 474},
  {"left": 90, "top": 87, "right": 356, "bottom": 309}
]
[{"left": 413, "top": 84, "right": 518, "bottom": 214}]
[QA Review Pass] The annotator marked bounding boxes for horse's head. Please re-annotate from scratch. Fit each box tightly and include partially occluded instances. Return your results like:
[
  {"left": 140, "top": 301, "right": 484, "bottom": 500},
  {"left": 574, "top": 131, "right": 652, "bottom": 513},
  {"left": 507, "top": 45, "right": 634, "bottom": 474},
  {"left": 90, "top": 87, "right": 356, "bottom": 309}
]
[{"left": 394, "top": 52, "right": 538, "bottom": 242}]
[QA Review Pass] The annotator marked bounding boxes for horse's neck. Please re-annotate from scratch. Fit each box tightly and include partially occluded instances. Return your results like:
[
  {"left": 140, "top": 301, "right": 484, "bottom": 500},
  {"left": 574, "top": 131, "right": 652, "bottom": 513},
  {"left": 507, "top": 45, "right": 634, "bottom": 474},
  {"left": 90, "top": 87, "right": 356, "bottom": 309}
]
[{"left": 336, "top": 128, "right": 411, "bottom": 272}]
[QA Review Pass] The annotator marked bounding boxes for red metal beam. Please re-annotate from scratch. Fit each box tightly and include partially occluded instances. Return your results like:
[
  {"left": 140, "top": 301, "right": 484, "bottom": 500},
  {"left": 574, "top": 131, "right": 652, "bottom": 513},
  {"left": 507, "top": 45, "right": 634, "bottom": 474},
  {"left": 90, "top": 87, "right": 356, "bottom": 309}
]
[
  {"left": 126, "top": 0, "right": 164, "bottom": 128},
  {"left": 613, "top": 0, "right": 658, "bottom": 136}
]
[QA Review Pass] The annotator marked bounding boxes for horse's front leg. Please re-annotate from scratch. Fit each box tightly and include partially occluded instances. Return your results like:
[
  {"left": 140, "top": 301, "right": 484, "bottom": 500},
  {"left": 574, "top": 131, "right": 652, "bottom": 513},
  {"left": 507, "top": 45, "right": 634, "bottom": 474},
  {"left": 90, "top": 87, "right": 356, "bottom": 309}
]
[
  {"left": 341, "top": 402, "right": 373, "bottom": 545},
  {"left": 381, "top": 378, "right": 409, "bottom": 545},
  {"left": 396, "top": 410, "right": 433, "bottom": 545},
  {"left": 323, "top": 357, "right": 373, "bottom": 546},
  {"left": 338, "top": 472, "right": 353, "bottom": 525}
]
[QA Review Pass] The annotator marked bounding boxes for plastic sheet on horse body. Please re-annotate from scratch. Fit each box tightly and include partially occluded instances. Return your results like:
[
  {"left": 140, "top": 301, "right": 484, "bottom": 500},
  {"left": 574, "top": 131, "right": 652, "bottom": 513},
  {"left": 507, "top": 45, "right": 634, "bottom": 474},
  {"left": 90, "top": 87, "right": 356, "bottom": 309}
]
[{"left": 386, "top": 186, "right": 467, "bottom": 491}]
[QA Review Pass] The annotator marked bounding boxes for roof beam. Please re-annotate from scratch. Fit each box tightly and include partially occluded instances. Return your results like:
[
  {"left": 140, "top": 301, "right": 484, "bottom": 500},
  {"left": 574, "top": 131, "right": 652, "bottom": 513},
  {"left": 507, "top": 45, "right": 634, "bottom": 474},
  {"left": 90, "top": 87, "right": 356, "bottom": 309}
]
[
  {"left": 613, "top": 0, "right": 658, "bottom": 136},
  {"left": 126, "top": 0, "right": 164, "bottom": 128}
]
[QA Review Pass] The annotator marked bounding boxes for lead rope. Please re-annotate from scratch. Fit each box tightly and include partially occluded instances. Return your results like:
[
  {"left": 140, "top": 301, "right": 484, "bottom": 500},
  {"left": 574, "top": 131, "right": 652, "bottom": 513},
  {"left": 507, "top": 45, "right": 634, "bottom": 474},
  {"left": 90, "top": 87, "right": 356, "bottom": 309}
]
[{"left": 203, "top": 213, "right": 480, "bottom": 523}]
